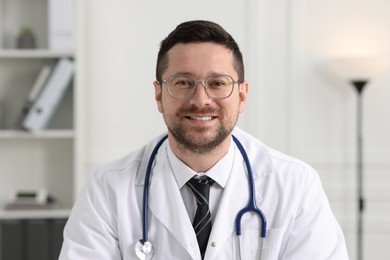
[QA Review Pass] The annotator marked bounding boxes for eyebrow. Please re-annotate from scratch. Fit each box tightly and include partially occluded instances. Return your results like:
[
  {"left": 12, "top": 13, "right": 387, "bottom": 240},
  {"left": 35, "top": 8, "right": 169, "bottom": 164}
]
[
  {"left": 170, "top": 72, "right": 193, "bottom": 77},
  {"left": 168, "top": 72, "right": 229, "bottom": 78}
]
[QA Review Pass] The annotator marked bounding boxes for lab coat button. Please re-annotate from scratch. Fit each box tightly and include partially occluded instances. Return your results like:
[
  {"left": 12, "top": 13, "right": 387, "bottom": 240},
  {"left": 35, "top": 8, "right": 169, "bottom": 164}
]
[
  {"left": 211, "top": 242, "right": 217, "bottom": 247},
  {"left": 191, "top": 242, "right": 196, "bottom": 247}
]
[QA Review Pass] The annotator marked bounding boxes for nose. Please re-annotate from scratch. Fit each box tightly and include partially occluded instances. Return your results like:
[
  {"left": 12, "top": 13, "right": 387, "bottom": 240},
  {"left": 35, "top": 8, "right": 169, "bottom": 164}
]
[{"left": 189, "top": 81, "right": 212, "bottom": 106}]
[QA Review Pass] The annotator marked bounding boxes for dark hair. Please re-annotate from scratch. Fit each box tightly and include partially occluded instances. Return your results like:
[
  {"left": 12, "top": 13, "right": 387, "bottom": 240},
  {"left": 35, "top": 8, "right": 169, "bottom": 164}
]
[{"left": 156, "top": 20, "right": 244, "bottom": 82}]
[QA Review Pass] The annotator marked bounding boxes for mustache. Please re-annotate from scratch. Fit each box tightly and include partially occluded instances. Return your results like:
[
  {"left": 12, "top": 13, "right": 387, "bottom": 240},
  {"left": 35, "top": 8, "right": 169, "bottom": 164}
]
[{"left": 177, "top": 105, "right": 219, "bottom": 115}]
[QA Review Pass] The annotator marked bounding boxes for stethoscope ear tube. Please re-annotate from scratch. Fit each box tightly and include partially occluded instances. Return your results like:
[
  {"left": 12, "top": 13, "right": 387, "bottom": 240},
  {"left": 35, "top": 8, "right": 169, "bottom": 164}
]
[{"left": 142, "top": 135, "right": 168, "bottom": 243}]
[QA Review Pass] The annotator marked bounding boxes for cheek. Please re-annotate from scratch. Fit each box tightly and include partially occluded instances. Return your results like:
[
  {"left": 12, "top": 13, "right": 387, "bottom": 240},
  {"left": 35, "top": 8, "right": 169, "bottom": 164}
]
[{"left": 159, "top": 95, "right": 181, "bottom": 115}]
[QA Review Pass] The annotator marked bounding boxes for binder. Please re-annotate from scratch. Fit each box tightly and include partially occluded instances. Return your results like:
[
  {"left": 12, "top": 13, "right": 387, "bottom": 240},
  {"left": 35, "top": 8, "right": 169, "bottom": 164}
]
[
  {"left": 21, "top": 58, "right": 74, "bottom": 131},
  {"left": 21, "top": 64, "right": 52, "bottom": 117}
]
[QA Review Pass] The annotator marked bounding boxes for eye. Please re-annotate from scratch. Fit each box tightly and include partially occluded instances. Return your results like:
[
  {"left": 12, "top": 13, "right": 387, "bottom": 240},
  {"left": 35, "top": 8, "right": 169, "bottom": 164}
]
[
  {"left": 170, "top": 76, "right": 194, "bottom": 88},
  {"left": 175, "top": 80, "right": 193, "bottom": 87},
  {"left": 207, "top": 77, "right": 228, "bottom": 88},
  {"left": 209, "top": 81, "right": 225, "bottom": 87}
]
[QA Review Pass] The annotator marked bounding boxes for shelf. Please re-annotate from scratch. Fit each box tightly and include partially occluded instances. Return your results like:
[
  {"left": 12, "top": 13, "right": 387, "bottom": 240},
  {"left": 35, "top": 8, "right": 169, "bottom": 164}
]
[
  {"left": 0, "top": 209, "right": 71, "bottom": 220},
  {"left": 0, "top": 130, "right": 74, "bottom": 139},
  {"left": 0, "top": 49, "right": 74, "bottom": 59}
]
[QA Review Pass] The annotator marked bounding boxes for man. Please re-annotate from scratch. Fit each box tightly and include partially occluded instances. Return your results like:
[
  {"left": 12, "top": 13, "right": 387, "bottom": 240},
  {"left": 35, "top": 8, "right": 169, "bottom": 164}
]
[{"left": 60, "top": 20, "right": 349, "bottom": 259}]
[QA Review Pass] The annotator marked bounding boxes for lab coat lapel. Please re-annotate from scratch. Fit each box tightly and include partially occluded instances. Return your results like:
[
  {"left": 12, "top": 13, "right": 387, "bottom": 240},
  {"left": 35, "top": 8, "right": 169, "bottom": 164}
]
[
  {"left": 205, "top": 148, "right": 263, "bottom": 260},
  {"left": 148, "top": 151, "right": 201, "bottom": 260}
]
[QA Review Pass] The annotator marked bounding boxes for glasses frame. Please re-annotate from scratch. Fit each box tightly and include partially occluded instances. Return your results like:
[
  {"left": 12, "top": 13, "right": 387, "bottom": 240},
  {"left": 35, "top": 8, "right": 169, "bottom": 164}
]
[{"left": 158, "top": 74, "right": 240, "bottom": 100}]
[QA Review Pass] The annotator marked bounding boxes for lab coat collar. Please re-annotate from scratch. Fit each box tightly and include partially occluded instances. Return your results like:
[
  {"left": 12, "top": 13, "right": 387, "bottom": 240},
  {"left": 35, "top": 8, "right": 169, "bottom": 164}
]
[
  {"left": 135, "top": 132, "right": 168, "bottom": 185},
  {"left": 232, "top": 127, "right": 273, "bottom": 178}
]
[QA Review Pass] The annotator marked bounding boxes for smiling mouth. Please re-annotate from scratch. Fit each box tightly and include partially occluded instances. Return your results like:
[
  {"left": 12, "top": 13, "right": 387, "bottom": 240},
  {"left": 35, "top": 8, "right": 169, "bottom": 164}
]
[{"left": 187, "top": 116, "right": 215, "bottom": 121}]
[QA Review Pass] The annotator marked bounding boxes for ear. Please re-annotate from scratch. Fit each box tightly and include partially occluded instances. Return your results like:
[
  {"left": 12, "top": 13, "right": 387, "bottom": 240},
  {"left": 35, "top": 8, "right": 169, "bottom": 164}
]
[
  {"left": 239, "top": 80, "right": 249, "bottom": 113},
  {"left": 154, "top": 81, "right": 163, "bottom": 113}
]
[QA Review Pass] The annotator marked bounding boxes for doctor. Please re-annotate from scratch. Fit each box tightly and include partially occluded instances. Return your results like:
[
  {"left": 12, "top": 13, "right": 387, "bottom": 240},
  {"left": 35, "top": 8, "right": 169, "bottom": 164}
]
[{"left": 59, "top": 20, "right": 349, "bottom": 260}]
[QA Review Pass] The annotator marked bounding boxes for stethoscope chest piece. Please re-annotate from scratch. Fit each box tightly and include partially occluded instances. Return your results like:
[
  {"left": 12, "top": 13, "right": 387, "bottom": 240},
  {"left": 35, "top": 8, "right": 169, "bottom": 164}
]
[{"left": 135, "top": 240, "right": 154, "bottom": 260}]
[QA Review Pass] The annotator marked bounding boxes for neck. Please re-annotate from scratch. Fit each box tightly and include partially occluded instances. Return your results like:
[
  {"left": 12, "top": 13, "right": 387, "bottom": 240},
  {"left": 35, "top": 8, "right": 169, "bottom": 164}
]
[{"left": 168, "top": 134, "right": 231, "bottom": 173}]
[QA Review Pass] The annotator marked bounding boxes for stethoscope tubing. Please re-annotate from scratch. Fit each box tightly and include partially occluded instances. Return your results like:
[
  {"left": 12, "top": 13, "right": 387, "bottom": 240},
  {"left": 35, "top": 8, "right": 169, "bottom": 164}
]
[
  {"left": 232, "top": 135, "right": 267, "bottom": 238},
  {"left": 142, "top": 135, "right": 168, "bottom": 243},
  {"left": 141, "top": 134, "right": 267, "bottom": 246}
]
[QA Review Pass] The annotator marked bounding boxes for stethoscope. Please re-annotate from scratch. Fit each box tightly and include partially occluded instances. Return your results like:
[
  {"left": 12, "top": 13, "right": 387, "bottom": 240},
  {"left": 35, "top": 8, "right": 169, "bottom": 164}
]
[{"left": 135, "top": 135, "right": 267, "bottom": 260}]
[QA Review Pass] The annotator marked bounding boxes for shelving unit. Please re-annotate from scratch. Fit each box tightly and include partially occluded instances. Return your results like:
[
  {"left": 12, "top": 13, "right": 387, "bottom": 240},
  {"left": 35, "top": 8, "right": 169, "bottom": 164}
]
[
  {"left": 0, "top": 209, "right": 71, "bottom": 220},
  {"left": 0, "top": 0, "right": 76, "bottom": 219},
  {"left": 0, "top": 129, "right": 74, "bottom": 139},
  {"left": 0, "top": 1, "right": 76, "bottom": 259},
  {"left": 0, "top": 49, "right": 73, "bottom": 59}
]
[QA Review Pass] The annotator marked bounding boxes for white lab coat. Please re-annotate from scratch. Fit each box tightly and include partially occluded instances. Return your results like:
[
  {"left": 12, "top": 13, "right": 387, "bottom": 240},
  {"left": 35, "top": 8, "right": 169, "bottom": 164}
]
[{"left": 59, "top": 128, "right": 349, "bottom": 260}]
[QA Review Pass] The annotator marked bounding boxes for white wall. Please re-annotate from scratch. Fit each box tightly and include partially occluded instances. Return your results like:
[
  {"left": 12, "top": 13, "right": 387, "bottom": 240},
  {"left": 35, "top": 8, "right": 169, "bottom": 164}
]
[
  {"left": 289, "top": 1, "right": 390, "bottom": 259},
  {"left": 77, "top": 0, "right": 390, "bottom": 259}
]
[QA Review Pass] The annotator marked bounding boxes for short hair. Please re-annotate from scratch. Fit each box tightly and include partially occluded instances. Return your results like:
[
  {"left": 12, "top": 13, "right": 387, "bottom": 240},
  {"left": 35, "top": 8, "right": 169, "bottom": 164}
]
[{"left": 156, "top": 20, "right": 244, "bottom": 82}]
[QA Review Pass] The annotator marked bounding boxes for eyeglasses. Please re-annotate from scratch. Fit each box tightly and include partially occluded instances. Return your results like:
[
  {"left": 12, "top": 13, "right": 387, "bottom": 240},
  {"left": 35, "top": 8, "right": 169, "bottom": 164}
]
[{"left": 158, "top": 74, "right": 239, "bottom": 99}]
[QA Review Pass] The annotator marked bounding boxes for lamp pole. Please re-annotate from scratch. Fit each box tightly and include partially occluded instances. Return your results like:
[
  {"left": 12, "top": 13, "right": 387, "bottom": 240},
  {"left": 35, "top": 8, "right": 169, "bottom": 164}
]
[{"left": 351, "top": 80, "right": 367, "bottom": 260}]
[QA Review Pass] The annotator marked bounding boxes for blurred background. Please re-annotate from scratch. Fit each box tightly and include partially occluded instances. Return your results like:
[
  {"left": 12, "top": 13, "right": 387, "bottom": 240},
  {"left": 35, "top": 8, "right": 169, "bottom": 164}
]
[{"left": 0, "top": 0, "right": 389, "bottom": 259}]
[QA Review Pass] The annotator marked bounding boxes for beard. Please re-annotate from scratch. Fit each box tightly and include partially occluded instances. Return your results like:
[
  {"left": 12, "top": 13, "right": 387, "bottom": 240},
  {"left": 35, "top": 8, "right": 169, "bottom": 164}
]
[{"left": 163, "top": 105, "right": 238, "bottom": 154}]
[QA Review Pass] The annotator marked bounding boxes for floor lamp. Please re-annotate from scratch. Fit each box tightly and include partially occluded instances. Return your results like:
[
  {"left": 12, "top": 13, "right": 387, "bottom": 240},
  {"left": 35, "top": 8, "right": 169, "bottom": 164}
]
[
  {"left": 350, "top": 80, "right": 367, "bottom": 260},
  {"left": 328, "top": 56, "right": 387, "bottom": 260}
]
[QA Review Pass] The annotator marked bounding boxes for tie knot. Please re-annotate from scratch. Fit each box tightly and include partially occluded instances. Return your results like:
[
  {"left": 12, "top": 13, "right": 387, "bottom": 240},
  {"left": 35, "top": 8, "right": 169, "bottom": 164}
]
[{"left": 187, "top": 176, "right": 214, "bottom": 206}]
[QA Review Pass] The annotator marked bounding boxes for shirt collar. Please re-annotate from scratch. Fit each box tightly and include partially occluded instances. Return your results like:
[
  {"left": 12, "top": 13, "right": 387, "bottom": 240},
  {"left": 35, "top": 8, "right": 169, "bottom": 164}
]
[{"left": 167, "top": 138, "right": 235, "bottom": 189}]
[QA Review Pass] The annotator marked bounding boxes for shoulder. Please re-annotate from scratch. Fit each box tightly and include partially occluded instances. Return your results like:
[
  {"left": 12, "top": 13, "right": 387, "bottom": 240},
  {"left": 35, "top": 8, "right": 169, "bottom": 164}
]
[
  {"left": 233, "top": 127, "right": 318, "bottom": 183},
  {"left": 88, "top": 132, "right": 168, "bottom": 186},
  {"left": 90, "top": 147, "right": 144, "bottom": 185}
]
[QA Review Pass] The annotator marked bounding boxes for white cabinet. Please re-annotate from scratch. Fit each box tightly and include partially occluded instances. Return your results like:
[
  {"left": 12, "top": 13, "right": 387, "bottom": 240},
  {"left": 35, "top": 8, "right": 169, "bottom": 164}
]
[{"left": 0, "top": 0, "right": 76, "bottom": 218}]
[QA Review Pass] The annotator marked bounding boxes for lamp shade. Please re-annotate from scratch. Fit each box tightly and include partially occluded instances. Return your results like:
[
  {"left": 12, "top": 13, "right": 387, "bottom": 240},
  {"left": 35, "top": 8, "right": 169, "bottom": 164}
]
[{"left": 327, "top": 56, "right": 388, "bottom": 82}]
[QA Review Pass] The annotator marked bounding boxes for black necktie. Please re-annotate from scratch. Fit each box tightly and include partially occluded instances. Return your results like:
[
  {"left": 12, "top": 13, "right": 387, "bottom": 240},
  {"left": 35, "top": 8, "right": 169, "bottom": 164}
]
[{"left": 187, "top": 176, "right": 215, "bottom": 258}]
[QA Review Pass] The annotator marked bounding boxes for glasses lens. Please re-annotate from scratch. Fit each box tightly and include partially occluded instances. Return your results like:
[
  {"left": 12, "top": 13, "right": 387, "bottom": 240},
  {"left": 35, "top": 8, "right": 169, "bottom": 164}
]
[
  {"left": 167, "top": 75, "right": 195, "bottom": 98},
  {"left": 205, "top": 75, "right": 234, "bottom": 99},
  {"left": 166, "top": 74, "right": 236, "bottom": 99}
]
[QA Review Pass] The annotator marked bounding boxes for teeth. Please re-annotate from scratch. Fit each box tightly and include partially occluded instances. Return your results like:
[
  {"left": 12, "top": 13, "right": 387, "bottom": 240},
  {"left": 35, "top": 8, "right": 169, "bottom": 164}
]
[{"left": 190, "top": 116, "right": 213, "bottom": 121}]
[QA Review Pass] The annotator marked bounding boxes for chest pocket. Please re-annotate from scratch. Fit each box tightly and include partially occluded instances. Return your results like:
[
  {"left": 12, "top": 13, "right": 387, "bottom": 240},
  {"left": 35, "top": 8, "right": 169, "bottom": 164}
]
[{"left": 232, "top": 228, "right": 282, "bottom": 260}]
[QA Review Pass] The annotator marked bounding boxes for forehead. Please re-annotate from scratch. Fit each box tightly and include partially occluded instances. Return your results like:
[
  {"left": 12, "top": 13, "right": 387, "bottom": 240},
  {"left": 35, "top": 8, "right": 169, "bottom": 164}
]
[{"left": 164, "top": 42, "right": 236, "bottom": 77}]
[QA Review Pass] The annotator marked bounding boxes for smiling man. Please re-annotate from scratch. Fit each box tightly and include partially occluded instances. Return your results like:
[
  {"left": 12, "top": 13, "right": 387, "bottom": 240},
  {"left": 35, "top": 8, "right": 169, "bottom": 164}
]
[
  {"left": 154, "top": 41, "right": 247, "bottom": 171},
  {"left": 60, "top": 20, "right": 349, "bottom": 260}
]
